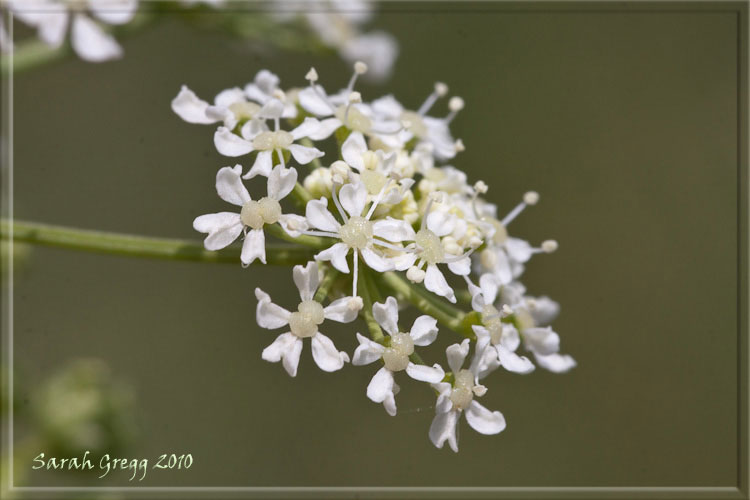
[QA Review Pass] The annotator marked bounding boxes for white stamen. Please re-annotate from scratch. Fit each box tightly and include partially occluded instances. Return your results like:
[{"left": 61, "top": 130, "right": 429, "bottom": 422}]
[
  {"left": 348, "top": 91, "right": 362, "bottom": 104},
  {"left": 435, "top": 82, "right": 449, "bottom": 96},
  {"left": 305, "top": 67, "right": 318, "bottom": 83},
  {"left": 331, "top": 183, "right": 349, "bottom": 223},
  {"left": 473, "top": 180, "right": 488, "bottom": 194},
  {"left": 354, "top": 61, "right": 368, "bottom": 75},
  {"left": 541, "top": 239, "right": 558, "bottom": 253},
  {"left": 449, "top": 96, "right": 464, "bottom": 112},
  {"left": 407, "top": 266, "right": 426, "bottom": 283},
  {"left": 417, "top": 82, "right": 448, "bottom": 116},
  {"left": 454, "top": 138, "right": 465, "bottom": 152},
  {"left": 523, "top": 191, "right": 539, "bottom": 205},
  {"left": 352, "top": 249, "right": 359, "bottom": 296}
]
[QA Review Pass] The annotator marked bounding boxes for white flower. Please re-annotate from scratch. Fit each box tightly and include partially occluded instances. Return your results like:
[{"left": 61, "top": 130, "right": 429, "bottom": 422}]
[
  {"left": 255, "top": 261, "right": 361, "bottom": 376},
  {"left": 8, "top": 0, "right": 137, "bottom": 62},
  {"left": 171, "top": 84, "right": 265, "bottom": 132},
  {"left": 213, "top": 98, "right": 325, "bottom": 179},
  {"left": 192, "top": 164, "right": 307, "bottom": 266},
  {"left": 243, "top": 69, "right": 298, "bottom": 119},
  {"left": 429, "top": 339, "right": 506, "bottom": 452},
  {"left": 304, "top": 180, "right": 415, "bottom": 296},
  {"left": 352, "top": 296, "right": 444, "bottom": 415}
]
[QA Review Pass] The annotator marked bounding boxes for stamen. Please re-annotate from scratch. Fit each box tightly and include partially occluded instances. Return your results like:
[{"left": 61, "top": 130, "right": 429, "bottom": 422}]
[
  {"left": 305, "top": 67, "right": 318, "bottom": 83},
  {"left": 346, "top": 61, "right": 368, "bottom": 94},
  {"left": 445, "top": 96, "right": 464, "bottom": 123},
  {"left": 276, "top": 148, "right": 285, "bottom": 168},
  {"left": 454, "top": 138, "right": 465, "bottom": 152},
  {"left": 331, "top": 183, "right": 349, "bottom": 223},
  {"left": 532, "top": 239, "right": 559, "bottom": 254},
  {"left": 407, "top": 266, "right": 426, "bottom": 283},
  {"left": 417, "top": 81, "right": 448, "bottom": 116},
  {"left": 301, "top": 230, "right": 340, "bottom": 239},
  {"left": 501, "top": 191, "right": 539, "bottom": 226},
  {"left": 372, "top": 239, "right": 417, "bottom": 252},
  {"left": 352, "top": 249, "right": 359, "bottom": 297}
]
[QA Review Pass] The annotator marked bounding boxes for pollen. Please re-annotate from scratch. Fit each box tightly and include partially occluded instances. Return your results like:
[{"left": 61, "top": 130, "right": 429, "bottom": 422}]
[
  {"left": 450, "top": 369, "right": 475, "bottom": 410},
  {"left": 289, "top": 300, "right": 325, "bottom": 338},
  {"left": 415, "top": 229, "right": 444, "bottom": 265},
  {"left": 240, "top": 197, "right": 281, "bottom": 229},
  {"left": 382, "top": 332, "right": 414, "bottom": 372}
]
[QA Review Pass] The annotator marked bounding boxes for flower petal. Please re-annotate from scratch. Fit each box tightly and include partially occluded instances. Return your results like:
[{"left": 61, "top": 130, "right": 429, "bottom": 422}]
[
  {"left": 523, "top": 327, "right": 560, "bottom": 356},
  {"left": 315, "top": 243, "right": 350, "bottom": 273},
  {"left": 244, "top": 150, "right": 273, "bottom": 179},
  {"left": 292, "top": 261, "right": 319, "bottom": 301},
  {"left": 171, "top": 85, "right": 215, "bottom": 124},
  {"left": 307, "top": 118, "right": 342, "bottom": 141},
  {"left": 409, "top": 315, "right": 439, "bottom": 346},
  {"left": 215, "top": 165, "right": 250, "bottom": 206},
  {"left": 447, "top": 256, "right": 471, "bottom": 276},
  {"left": 446, "top": 339, "right": 470, "bottom": 374},
  {"left": 311, "top": 333, "right": 349, "bottom": 372},
  {"left": 352, "top": 332, "right": 385, "bottom": 365},
  {"left": 529, "top": 296, "right": 560, "bottom": 326},
  {"left": 360, "top": 248, "right": 395, "bottom": 272},
  {"left": 290, "top": 117, "right": 324, "bottom": 141},
  {"left": 534, "top": 352, "right": 577, "bottom": 373},
  {"left": 192, "top": 212, "right": 242, "bottom": 250},
  {"left": 372, "top": 296, "right": 399, "bottom": 336},
  {"left": 254, "top": 288, "right": 291, "bottom": 329},
  {"left": 241, "top": 229, "right": 266, "bottom": 265},
  {"left": 426, "top": 210, "right": 456, "bottom": 237},
  {"left": 288, "top": 144, "right": 324, "bottom": 165},
  {"left": 338, "top": 182, "right": 368, "bottom": 218},
  {"left": 298, "top": 86, "right": 334, "bottom": 116},
  {"left": 278, "top": 214, "right": 308, "bottom": 237},
  {"left": 429, "top": 410, "right": 459, "bottom": 452},
  {"left": 267, "top": 164, "right": 297, "bottom": 201},
  {"left": 372, "top": 217, "right": 416, "bottom": 242},
  {"left": 465, "top": 400, "right": 506, "bottom": 435},
  {"left": 261, "top": 331, "right": 295, "bottom": 363},
  {"left": 306, "top": 198, "right": 341, "bottom": 232},
  {"left": 405, "top": 362, "right": 445, "bottom": 383},
  {"left": 424, "top": 264, "right": 456, "bottom": 303},
  {"left": 324, "top": 296, "right": 361, "bottom": 323},
  {"left": 366, "top": 366, "right": 394, "bottom": 403},
  {"left": 88, "top": 0, "right": 137, "bottom": 25},
  {"left": 71, "top": 14, "right": 122, "bottom": 62},
  {"left": 214, "top": 126, "right": 254, "bottom": 157},
  {"left": 342, "top": 131, "right": 367, "bottom": 171},
  {"left": 505, "top": 237, "right": 533, "bottom": 263},
  {"left": 497, "top": 345, "right": 535, "bottom": 374}
]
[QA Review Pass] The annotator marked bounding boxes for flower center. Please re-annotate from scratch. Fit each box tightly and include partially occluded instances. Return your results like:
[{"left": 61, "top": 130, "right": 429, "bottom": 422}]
[
  {"left": 240, "top": 197, "right": 281, "bottom": 229},
  {"left": 335, "top": 105, "right": 372, "bottom": 133},
  {"left": 382, "top": 333, "right": 414, "bottom": 372},
  {"left": 339, "top": 216, "right": 373, "bottom": 250},
  {"left": 450, "top": 369, "right": 475, "bottom": 410},
  {"left": 400, "top": 110, "right": 428, "bottom": 138},
  {"left": 415, "top": 229, "right": 444, "bottom": 264},
  {"left": 229, "top": 101, "right": 261, "bottom": 120},
  {"left": 251, "top": 130, "right": 294, "bottom": 151},
  {"left": 289, "top": 300, "right": 325, "bottom": 338}
]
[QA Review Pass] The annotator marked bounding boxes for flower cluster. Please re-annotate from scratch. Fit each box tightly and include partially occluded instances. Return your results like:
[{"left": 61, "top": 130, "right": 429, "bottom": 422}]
[{"left": 173, "top": 63, "right": 575, "bottom": 452}]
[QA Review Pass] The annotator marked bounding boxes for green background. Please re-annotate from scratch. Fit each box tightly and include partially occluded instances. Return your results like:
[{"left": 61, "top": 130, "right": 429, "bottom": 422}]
[{"left": 8, "top": 2, "right": 740, "bottom": 488}]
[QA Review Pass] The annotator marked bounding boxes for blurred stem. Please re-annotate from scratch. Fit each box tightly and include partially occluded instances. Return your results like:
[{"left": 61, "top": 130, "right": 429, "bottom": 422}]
[
  {"left": 291, "top": 182, "right": 313, "bottom": 207},
  {"left": 265, "top": 222, "right": 328, "bottom": 248},
  {"left": 379, "top": 271, "right": 476, "bottom": 340},
  {"left": 358, "top": 267, "right": 384, "bottom": 344},
  {"left": 1, "top": 220, "right": 315, "bottom": 265},
  {"left": 313, "top": 267, "right": 339, "bottom": 303}
]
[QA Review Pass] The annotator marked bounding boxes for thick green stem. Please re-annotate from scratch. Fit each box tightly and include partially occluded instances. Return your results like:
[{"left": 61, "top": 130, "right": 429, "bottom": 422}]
[
  {"left": 1, "top": 220, "right": 315, "bottom": 266},
  {"left": 379, "top": 271, "right": 476, "bottom": 340},
  {"left": 358, "top": 267, "right": 384, "bottom": 344}
]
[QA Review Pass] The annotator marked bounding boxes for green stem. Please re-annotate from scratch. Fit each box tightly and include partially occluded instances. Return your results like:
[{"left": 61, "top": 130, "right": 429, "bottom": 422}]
[
  {"left": 291, "top": 182, "right": 313, "bottom": 207},
  {"left": 313, "top": 267, "right": 339, "bottom": 303},
  {"left": 1, "top": 220, "right": 315, "bottom": 266},
  {"left": 265, "top": 222, "right": 329, "bottom": 249},
  {"left": 358, "top": 267, "right": 384, "bottom": 344},
  {"left": 379, "top": 271, "right": 476, "bottom": 340}
]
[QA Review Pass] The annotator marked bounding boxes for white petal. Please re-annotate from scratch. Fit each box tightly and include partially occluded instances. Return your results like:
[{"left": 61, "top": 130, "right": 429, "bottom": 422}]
[
  {"left": 372, "top": 296, "right": 399, "bottom": 335},
  {"left": 366, "top": 366, "right": 394, "bottom": 403},
  {"left": 405, "top": 362, "right": 444, "bottom": 383},
  {"left": 290, "top": 117, "right": 324, "bottom": 140},
  {"left": 505, "top": 237, "right": 533, "bottom": 263},
  {"left": 338, "top": 182, "right": 367, "bottom": 218},
  {"left": 426, "top": 210, "right": 456, "bottom": 237},
  {"left": 447, "top": 256, "right": 471, "bottom": 276},
  {"left": 280, "top": 337, "right": 304, "bottom": 377},
  {"left": 424, "top": 264, "right": 456, "bottom": 303},
  {"left": 215, "top": 165, "right": 250, "bottom": 206},
  {"left": 206, "top": 105, "right": 234, "bottom": 128},
  {"left": 500, "top": 323, "right": 521, "bottom": 352},
  {"left": 409, "top": 315, "right": 438, "bottom": 346},
  {"left": 258, "top": 98, "right": 284, "bottom": 119},
  {"left": 311, "top": 333, "right": 349, "bottom": 372},
  {"left": 393, "top": 251, "right": 418, "bottom": 271},
  {"left": 315, "top": 243, "right": 350, "bottom": 273},
  {"left": 240, "top": 119, "right": 266, "bottom": 141},
  {"left": 244, "top": 150, "right": 273, "bottom": 179},
  {"left": 214, "top": 127, "right": 254, "bottom": 157},
  {"left": 492, "top": 250, "right": 514, "bottom": 285},
  {"left": 213, "top": 87, "right": 245, "bottom": 107},
  {"left": 298, "top": 86, "right": 334, "bottom": 116},
  {"left": 446, "top": 338, "right": 470, "bottom": 374},
  {"left": 360, "top": 248, "right": 395, "bottom": 272},
  {"left": 293, "top": 260, "right": 319, "bottom": 301},
  {"left": 478, "top": 273, "right": 501, "bottom": 306},
  {"left": 254, "top": 288, "right": 291, "bottom": 329},
  {"left": 497, "top": 345, "right": 535, "bottom": 374},
  {"left": 372, "top": 217, "right": 416, "bottom": 242},
  {"left": 529, "top": 296, "right": 560, "bottom": 326},
  {"left": 429, "top": 410, "right": 459, "bottom": 452},
  {"left": 342, "top": 131, "right": 367, "bottom": 171},
  {"left": 171, "top": 85, "right": 215, "bottom": 124},
  {"left": 523, "top": 327, "right": 560, "bottom": 356},
  {"left": 324, "top": 296, "right": 361, "bottom": 323},
  {"left": 261, "top": 331, "right": 295, "bottom": 362},
  {"left": 352, "top": 332, "right": 385, "bottom": 365},
  {"left": 241, "top": 229, "right": 266, "bottom": 265},
  {"left": 192, "top": 212, "right": 242, "bottom": 250},
  {"left": 465, "top": 401, "right": 506, "bottom": 435},
  {"left": 305, "top": 198, "right": 341, "bottom": 232},
  {"left": 288, "top": 144, "right": 324, "bottom": 165},
  {"left": 88, "top": 0, "right": 137, "bottom": 25},
  {"left": 71, "top": 14, "right": 122, "bottom": 62},
  {"left": 267, "top": 164, "right": 297, "bottom": 201},
  {"left": 433, "top": 382, "right": 453, "bottom": 414},
  {"left": 371, "top": 94, "right": 404, "bottom": 118},
  {"left": 382, "top": 392, "right": 398, "bottom": 416},
  {"left": 534, "top": 352, "right": 577, "bottom": 373},
  {"left": 307, "top": 118, "right": 342, "bottom": 141},
  {"left": 36, "top": 11, "right": 69, "bottom": 48},
  {"left": 278, "top": 214, "right": 308, "bottom": 237}
]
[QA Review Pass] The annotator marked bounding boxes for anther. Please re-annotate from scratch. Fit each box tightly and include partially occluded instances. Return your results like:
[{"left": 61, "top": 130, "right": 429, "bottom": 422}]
[
  {"left": 354, "top": 61, "right": 368, "bottom": 75},
  {"left": 435, "top": 82, "right": 448, "bottom": 96},
  {"left": 449, "top": 96, "right": 464, "bottom": 112},
  {"left": 523, "top": 191, "right": 539, "bottom": 205},
  {"left": 305, "top": 67, "right": 318, "bottom": 83},
  {"left": 541, "top": 239, "right": 558, "bottom": 253},
  {"left": 407, "top": 266, "right": 426, "bottom": 283},
  {"left": 454, "top": 139, "right": 465, "bottom": 152},
  {"left": 473, "top": 180, "right": 488, "bottom": 194}
]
